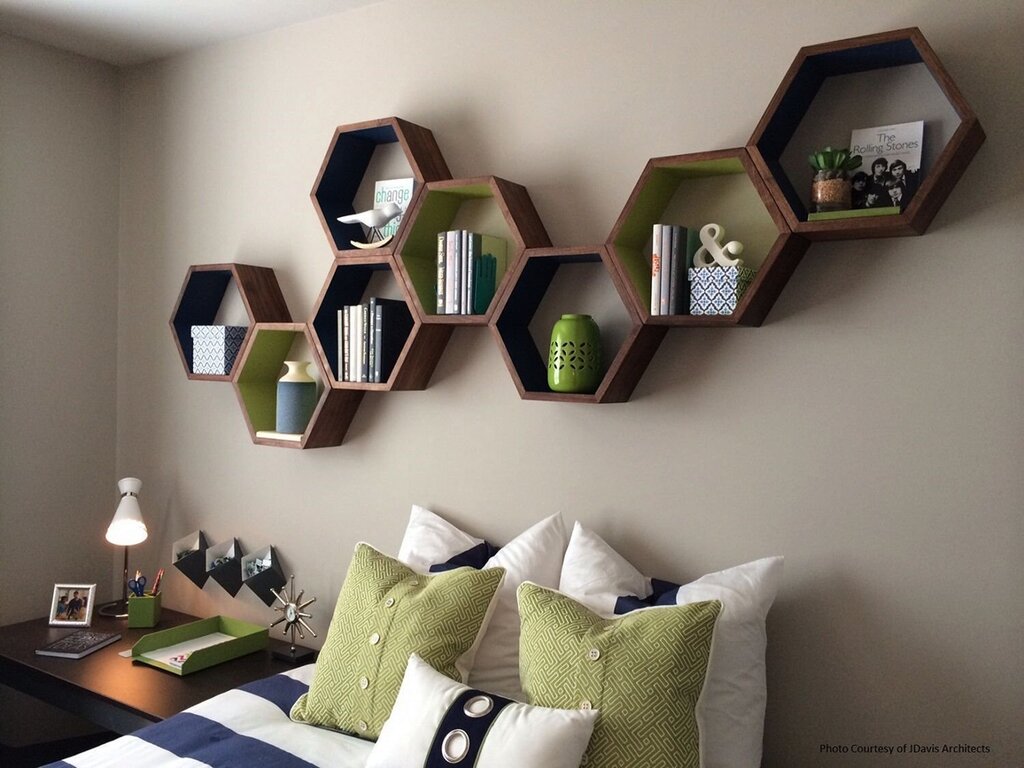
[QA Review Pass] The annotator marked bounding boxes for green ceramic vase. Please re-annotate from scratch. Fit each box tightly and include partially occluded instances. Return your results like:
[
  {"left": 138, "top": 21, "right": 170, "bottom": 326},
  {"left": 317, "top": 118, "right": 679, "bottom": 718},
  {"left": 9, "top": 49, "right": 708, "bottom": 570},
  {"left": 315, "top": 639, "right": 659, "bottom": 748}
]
[{"left": 547, "top": 314, "right": 602, "bottom": 393}]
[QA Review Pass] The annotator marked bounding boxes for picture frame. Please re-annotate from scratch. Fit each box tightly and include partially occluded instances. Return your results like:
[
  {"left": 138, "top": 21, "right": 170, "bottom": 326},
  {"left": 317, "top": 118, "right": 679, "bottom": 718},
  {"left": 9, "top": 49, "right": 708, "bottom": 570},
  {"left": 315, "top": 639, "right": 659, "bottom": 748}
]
[{"left": 49, "top": 583, "right": 97, "bottom": 627}]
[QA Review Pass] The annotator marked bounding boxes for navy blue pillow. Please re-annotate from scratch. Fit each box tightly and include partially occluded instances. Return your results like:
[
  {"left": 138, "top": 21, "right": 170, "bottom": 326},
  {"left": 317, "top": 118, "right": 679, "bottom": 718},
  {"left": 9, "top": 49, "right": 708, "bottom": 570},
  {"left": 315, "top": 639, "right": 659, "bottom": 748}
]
[
  {"left": 613, "top": 577, "right": 681, "bottom": 614},
  {"left": 428, "top": 541, "right": 501, "bottom": 573}
]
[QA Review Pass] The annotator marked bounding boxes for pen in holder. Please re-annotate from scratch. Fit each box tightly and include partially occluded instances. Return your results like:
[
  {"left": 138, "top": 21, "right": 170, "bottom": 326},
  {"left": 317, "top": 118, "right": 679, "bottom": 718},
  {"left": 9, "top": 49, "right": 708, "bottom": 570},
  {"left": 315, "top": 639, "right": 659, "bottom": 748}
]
[{"left": 128, "top": 591, "right": 162, "bottom": 628}]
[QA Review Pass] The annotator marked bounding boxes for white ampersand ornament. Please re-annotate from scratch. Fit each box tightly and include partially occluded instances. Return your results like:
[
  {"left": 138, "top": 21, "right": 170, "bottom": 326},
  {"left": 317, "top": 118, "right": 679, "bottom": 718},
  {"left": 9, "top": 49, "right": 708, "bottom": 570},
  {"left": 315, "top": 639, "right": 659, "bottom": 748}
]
[{"left": 692, "top": 223, "right": 745, "bottom": 268}]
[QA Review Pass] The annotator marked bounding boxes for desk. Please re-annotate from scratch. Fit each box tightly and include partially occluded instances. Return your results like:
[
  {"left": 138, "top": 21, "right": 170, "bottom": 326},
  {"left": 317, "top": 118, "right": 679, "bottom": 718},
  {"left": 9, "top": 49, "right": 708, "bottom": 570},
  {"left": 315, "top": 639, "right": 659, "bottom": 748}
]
[{"left": 0, "top": 609, "right": 300, "bottom": 735}]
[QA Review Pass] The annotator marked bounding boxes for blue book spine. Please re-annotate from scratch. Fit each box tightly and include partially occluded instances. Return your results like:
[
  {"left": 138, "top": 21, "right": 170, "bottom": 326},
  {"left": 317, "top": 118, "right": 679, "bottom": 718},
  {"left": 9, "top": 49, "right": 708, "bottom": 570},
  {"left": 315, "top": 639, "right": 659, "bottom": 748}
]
[{"left": 373, "top": 300, "right": 383, "bottom": 383}]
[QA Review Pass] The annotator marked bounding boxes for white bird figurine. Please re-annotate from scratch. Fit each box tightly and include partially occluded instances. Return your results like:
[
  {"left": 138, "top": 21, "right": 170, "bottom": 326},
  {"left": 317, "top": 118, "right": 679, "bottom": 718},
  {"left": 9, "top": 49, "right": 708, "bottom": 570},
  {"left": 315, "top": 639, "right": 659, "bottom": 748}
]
[{"left": 337, "top": 202, "right": 403, "bottom": 249}]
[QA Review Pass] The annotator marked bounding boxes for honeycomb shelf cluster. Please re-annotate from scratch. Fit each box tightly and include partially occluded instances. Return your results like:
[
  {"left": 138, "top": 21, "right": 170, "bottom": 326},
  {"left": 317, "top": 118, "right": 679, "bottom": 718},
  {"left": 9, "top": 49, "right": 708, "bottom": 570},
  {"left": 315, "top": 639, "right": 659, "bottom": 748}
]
[{"left": 169, "top": 28, "right": 983, "bottom": 449}]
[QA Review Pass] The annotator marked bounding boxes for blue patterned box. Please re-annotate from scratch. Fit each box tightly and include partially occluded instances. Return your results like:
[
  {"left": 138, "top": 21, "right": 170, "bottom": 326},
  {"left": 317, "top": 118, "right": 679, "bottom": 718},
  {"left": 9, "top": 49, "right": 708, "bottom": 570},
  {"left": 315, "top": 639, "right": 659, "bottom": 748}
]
[
  {"left": 191, "top": 325, "right": 247, "bottom": 375},
  {"left": 688, "top": 265, "right": 757, "bottom": 315}
]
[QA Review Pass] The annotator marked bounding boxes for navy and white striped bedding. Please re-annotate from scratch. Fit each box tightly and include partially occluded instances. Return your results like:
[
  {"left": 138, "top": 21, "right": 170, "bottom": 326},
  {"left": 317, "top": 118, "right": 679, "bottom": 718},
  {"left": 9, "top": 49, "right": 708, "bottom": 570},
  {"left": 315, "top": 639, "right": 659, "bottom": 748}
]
[{"left": 46, "top": 665, "right": 374, "bottom": 768}]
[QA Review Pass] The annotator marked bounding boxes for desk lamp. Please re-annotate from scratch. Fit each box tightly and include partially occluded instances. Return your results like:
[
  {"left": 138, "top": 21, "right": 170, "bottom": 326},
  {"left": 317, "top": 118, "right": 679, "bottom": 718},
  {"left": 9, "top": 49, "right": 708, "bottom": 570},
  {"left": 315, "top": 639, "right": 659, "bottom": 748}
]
[{"left": 99, "top": 477, "right": 148, "bottom": 618}]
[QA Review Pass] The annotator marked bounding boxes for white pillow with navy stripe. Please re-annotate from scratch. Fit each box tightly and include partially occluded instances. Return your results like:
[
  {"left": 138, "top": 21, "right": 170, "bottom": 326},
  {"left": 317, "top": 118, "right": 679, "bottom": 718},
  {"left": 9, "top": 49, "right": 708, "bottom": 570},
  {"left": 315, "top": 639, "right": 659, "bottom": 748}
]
[
  {"left": 366, "top": 654, "right": 596, "bottom": 768},
  {"left": 558, "top": 521, "right": 783, "bottom": 768},
  {"left": 397, "top": 505, "right": 568, "bottom": 700}
]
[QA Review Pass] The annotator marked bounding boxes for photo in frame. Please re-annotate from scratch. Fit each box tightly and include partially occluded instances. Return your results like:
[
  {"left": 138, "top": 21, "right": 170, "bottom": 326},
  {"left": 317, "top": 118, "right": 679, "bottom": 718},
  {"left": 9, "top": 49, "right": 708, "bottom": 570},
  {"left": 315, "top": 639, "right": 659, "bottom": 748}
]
[{"left": 49, "top": 583, "right": 97, "bottom": 627}]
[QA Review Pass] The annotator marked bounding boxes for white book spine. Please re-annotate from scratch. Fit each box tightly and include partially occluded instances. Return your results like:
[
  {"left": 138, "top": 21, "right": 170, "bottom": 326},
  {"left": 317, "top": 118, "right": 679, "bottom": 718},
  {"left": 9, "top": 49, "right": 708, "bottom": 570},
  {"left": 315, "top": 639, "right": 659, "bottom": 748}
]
[
  {"left": 436, "top": 232, "right": 446, "bottom": 314},
  {"left": 341, "top": 306, "right": 351, "bottom": 381},
  {"left": 445, "top": 230, "right": 458, "bottom": 314},
  {"left": 342, "top": 309, "right": 350, "bottom": 382},
  {"left": 651, "top": 223, "right": 662, "bottom": 315},
  {"left": 659, "top": 224, "right": 672, "bottom": 316},
  {"left": 348, "top": 305, "right": 359, "bottom": 382}
]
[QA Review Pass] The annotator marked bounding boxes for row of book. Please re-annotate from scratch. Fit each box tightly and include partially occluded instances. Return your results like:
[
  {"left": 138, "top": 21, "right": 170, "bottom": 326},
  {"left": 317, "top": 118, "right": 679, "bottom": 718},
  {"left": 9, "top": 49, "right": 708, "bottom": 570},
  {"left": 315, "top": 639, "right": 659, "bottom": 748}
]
[
  {"left": 336, "top": 297, "right": 413, "bottom": 383},
  {"left": 436, "top": 230, "right": 507, "bottom": 315},
  {"left": 650, "top": 224, "right": 701, "bottom": 315}
]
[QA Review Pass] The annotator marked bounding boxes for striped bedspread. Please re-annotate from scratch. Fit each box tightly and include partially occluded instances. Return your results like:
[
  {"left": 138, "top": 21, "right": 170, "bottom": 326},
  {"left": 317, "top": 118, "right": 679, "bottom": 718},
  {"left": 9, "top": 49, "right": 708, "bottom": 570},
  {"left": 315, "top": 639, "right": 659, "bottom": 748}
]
[{"left": 47, "top": 665, "right": 374, "bottom": 768}]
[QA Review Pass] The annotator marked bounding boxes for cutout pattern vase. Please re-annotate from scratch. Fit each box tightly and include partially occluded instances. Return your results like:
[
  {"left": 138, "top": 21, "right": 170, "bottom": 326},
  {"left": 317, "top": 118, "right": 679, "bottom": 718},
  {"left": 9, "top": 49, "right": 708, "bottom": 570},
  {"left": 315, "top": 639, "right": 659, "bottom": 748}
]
[
  {"left": 547, "top": 314, "right": 602, "bottom": 394},
  {"left": 276, "top": 361, "right": 317, "bottom": 434}
]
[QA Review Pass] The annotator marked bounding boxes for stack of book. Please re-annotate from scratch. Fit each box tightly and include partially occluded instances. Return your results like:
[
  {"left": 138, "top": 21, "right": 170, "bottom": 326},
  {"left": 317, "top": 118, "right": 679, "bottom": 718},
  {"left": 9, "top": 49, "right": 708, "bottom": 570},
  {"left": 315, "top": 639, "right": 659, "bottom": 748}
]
[
  {"left": 435, "top": 230, "right": 507, "bottom": 315},
  {"left": 336, "top": 297, "right": 413, "bottom": 383},
  {"left": 650, "top": 224, "right": 700, "bottom": 315}
]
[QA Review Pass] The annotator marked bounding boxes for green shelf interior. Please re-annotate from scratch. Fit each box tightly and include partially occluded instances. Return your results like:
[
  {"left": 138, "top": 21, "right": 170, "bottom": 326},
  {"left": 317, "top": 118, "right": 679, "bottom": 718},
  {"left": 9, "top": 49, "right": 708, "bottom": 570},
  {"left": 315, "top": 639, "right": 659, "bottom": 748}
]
[
  {"left": 401, "top": 184, "right": 512, "bottom": 315},
  {"left": 235, "top": 328, "right": 309, "bottom": 432},
  {"left": 613, "top": 157, "right": 778, "bottom": 310}
]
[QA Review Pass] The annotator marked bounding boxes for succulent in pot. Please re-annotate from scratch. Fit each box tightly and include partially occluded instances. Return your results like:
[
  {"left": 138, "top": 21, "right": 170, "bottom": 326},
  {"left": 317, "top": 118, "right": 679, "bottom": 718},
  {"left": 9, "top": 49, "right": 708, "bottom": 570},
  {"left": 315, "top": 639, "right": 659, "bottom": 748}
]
[{"left": 808, "top": 146, "right": 863, "bottom": 213}]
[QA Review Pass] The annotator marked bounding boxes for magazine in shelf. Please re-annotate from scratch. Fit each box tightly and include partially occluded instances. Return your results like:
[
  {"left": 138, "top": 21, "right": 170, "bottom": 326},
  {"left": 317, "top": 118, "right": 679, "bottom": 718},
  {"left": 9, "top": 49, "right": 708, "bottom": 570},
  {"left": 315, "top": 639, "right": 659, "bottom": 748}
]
[
  {"left": 373, "top": 178, "right": 415, "bottom": 239},
  {"left": 849, "top": 121, "right": 923, "bottom": 213}
]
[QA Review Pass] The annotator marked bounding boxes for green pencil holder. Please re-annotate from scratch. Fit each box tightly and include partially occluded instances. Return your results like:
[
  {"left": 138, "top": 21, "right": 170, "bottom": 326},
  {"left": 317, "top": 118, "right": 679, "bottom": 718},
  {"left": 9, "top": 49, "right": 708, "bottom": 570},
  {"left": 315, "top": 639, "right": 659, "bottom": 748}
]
[{"left": 128, "top": 592, "right": 162, "bottom": 628}]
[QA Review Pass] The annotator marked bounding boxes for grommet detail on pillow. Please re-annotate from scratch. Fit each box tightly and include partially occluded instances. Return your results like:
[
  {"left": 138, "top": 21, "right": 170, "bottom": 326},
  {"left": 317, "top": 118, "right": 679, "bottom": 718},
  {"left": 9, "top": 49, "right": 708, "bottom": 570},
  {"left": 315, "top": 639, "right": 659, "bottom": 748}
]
[
  {"left": 441, "top": 729, "right": 470, "bottom": 763},
  {"left": 426, "top": 689, "right": 513, "bottom": 768},
  {"left": 366, "top": 655, "right": 598, "bottom": 768},
  {"left": 463, "top": 695, "right": 493, "bottom": 718}
]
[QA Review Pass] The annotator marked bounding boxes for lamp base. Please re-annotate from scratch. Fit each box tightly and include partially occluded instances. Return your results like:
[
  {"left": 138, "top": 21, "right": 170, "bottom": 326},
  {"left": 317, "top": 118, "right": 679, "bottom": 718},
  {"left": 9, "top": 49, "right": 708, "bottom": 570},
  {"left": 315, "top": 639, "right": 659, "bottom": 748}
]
[
  {"left": 272, "top": 644, "right": 317, "bottom": 665},
  {"left": 98, "top": 600, "right": 128, "bottom": 619}
]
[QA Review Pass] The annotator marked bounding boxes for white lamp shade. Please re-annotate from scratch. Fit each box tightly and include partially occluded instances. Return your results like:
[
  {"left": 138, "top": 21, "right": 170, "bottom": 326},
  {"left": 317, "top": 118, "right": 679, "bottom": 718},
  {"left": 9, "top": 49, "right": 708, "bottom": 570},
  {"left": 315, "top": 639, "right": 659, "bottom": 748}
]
[{"left": 106, "top": 477, "right": 147, "bottom": 546}]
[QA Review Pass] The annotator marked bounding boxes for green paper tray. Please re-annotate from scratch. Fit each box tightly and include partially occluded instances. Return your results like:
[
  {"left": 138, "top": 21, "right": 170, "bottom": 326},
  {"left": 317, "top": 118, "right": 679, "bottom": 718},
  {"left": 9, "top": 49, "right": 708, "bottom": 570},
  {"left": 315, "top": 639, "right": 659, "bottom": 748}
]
[{"left": 131, "top": 615, "right": 268, "bottom": 675}]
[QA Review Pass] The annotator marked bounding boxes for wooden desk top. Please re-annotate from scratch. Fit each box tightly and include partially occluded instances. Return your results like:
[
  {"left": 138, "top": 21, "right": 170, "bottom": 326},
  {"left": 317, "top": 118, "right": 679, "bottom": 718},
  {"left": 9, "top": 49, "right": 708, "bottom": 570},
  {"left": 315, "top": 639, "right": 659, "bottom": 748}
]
[{"left": 0, "top": 608, "right": 303, "bottom": 733}]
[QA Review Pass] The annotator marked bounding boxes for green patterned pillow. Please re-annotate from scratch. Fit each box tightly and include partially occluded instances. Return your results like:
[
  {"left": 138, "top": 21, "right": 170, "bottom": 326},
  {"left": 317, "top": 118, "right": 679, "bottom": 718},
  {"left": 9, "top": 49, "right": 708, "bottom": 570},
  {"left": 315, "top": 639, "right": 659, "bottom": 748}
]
[
  {"left": 291, "top": 543, "right": 504, "bottom": 739},
  {"left": 517, "top": 582, "right": 720, "bottom": 768}
]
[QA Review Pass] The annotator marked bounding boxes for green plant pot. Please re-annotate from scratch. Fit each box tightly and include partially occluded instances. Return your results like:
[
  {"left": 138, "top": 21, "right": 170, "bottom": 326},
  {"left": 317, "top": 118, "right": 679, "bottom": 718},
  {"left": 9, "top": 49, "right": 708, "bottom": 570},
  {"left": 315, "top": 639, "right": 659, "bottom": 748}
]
[{"left": 547, "top": 314, "right": 602, "bottom": 394}]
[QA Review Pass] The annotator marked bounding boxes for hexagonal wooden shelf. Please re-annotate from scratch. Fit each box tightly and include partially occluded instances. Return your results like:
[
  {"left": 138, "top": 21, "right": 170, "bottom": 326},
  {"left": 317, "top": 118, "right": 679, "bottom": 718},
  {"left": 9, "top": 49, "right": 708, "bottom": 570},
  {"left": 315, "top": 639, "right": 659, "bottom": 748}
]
[
  {"left": 748, "top": 27, "right": 985, "bottom": 240},
  {"left": 232, "top": 322, "right": 364, "bottom": 448},
  {"left": 490, "top": 246, "right": 663, "bottom": 403},
  {"left": 608, "top": 148, "right": 808, "bottom": 327},
  {"left": 170, "top": 263, "right": 291, "bottom": 381},
  {"left": 311, "top": 117, "right": 451, "bottom": 258},
  {"left": 394, "top": 176, "right": 551, "bottom": 325},
  {"left": 308, "top": 253, "right": 451, "bottom": 391}
]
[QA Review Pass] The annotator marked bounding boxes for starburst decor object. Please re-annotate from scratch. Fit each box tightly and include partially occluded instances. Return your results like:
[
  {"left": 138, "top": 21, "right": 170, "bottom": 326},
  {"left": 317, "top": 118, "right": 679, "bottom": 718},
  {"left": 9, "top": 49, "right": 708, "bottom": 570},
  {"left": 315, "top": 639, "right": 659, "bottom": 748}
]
[{"left": 270, "top": 574, "right": 318, "bottom": 664}]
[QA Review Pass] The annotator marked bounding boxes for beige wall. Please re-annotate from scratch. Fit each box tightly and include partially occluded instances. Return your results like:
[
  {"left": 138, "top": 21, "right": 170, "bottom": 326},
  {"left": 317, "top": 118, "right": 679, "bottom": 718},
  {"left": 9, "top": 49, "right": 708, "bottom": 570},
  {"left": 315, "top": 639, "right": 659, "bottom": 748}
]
[
  {"left": 3, "top": 0, "right": 1022, "bottom": 763},
  {"left": 0, "top": 31, "right": 120, "bottom": 743}
]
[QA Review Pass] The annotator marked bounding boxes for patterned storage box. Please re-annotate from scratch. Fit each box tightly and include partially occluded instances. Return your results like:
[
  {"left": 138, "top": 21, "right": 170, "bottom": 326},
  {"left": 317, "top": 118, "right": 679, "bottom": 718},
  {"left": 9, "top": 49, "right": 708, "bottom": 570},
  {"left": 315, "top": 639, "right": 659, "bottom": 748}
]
[
  {"left": 688, "top": 265, "right": 757, "bottom": 315},
  {"left": 191, "top": 325, "right": 247, "bottom": 375}
]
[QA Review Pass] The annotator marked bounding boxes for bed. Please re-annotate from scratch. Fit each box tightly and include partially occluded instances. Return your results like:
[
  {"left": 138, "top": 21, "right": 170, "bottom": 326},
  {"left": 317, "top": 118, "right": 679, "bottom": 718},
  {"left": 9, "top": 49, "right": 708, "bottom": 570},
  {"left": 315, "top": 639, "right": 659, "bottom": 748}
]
[
  {"left": 46, "top": 665, "right": 374, "bottom": 768},
  {"left": 48, "top": 507, "right": 779, "bottom": 768}
]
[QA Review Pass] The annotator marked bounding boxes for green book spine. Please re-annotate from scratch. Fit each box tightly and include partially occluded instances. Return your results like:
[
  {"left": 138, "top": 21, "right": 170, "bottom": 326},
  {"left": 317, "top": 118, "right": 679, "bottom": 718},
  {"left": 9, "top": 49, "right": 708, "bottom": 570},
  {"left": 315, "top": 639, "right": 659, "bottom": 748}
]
[
  {"left": 467, "top": 232, "right": 480, "bottom": 314},
  {"left": 473, "top": 255, "right": 496, "bottom": 314},
  {"left": 481, "top": 235, "right": 507, "bottom": 284}
]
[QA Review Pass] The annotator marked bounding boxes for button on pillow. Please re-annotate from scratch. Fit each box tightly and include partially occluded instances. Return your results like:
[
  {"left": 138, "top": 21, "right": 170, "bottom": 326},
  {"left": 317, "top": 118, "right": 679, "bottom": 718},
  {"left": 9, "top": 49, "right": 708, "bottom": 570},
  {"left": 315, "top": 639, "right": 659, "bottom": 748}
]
[
  {"left": 290, "top": 543, "right": 504, "bottom": 739},
  {"left": 518, "top": 582, "right": 720, "bottom": 768}
]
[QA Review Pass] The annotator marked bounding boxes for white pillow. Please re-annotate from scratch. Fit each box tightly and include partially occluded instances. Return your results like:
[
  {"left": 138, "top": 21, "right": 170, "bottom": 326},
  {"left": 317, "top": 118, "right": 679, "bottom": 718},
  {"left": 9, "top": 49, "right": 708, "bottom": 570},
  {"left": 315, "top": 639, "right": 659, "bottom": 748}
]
[
  {"left": 367, "top": 654, "right": 596, "bottom": 768},
  {"left": 558, "top": 522, "right": 783, "bottom": 768},
  {"left": 398, "top": 505, "right": 568, "bottom": 700}
]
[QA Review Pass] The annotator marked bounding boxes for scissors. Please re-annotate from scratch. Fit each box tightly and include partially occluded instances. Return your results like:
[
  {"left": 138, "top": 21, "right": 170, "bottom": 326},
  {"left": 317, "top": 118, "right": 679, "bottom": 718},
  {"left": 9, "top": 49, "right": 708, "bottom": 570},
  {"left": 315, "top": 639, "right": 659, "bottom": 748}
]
[{"left": 128, "top": 574, "right": 147, "bottom": 597}]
